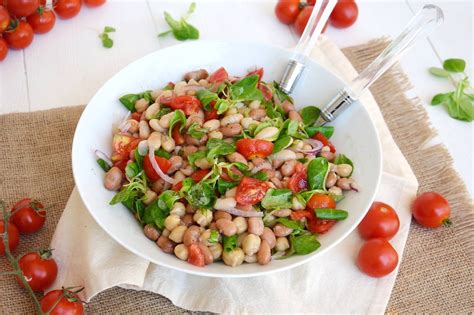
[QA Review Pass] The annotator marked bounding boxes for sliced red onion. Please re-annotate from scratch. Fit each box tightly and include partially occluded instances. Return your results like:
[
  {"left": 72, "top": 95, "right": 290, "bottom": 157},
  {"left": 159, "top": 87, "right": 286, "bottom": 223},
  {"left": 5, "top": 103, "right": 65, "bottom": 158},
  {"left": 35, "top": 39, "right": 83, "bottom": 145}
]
[
  {"left": 219, "top": 207, "right": 264, "bottom": 218},
  {"left": 138, "top": 140, "right": 148, "bottom": 156},
  {"left": 304, "top": 138, "right": 323, "bottom": 151},
  {"left": 251, "top": 163, "right": 270, "bottom": 174},
  {"left": 95, "top": 150, "right": 113, "bottom": 167},
  {"left": 148, "top": 144, "right": 177, "bottom": 184},
  {"left": 297, "top": 148, "right": 320, "bottom": 156},
  {"left": 174, "top": 145, "right": 182, "bottom": 155},
  {"left": 271, "top": 251, "right": 286, "bottom": 260}
]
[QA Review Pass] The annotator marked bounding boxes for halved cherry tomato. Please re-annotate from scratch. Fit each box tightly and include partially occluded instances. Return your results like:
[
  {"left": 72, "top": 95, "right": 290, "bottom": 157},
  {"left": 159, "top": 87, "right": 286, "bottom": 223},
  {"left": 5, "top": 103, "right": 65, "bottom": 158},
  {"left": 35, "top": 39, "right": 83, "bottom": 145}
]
[
  {"left": 308, "top": 218, "right": 336, "bottom": 234},
  {"left": 0, "top": 6, "right": 10, "bottom": 32},
  {"left": 143, "top": 155, "right": 172, "bottom": 181},
  {"left": 6, "top": 0, "right": 40, "bottom": 17},
  {"left": 190, "top": 169, "right": 210, "bottom": 182},
  {"left": 187, "top": 244, "right": 205, "bottom": 267},
  {"left": 0, "top": 221, "right": 20, "bottom": 255},
  {"left": 290, "top": 210, "right": 313, "bottom": 221},
  {"left": 111, "top": 134, "right": 140, "bottom": 161},
  {"left": 236, "top": 139, "right": 274, "bottom": 160},
  {"left": 358, "top": 201, "right": 400, "bottom": 240},
  {"left": 356, "top": 238, "right": 398, "bottom": 277},
  {"left": 235, "top": 177, "right": 269, "bottom": 206},
  {"left": 17, "top": 249, "right": 57, "bottom": 292},
  {"left": 259, "top": 84, "right": 273, "bottom": 101},
  {"left": 288, "top": 165, "right": 307, "bottom": 192},
  {"left": 170, "top": 95, "right": 202, "bottom": 116},
  {"left": 113, "top": 159, "right": 128, "bottom": 173},
  {"left": 204, "top": 107, "right": 218, "bottom": 121},
  {"left": 172, "top": 181, "right": 183, "bottom": 192},
  {"left": 275, "top": 0, "right": 301, "bottom": 25},
  {"left": 54, "top": 0, "right": 81, "bottom": 19},
  {"left": 171, "top": 124, "right": 185, "bottom": 145},
  {"left": 10, "top": 198, "right": 46, "bottom": 234},
  {"left": 131, "top": 112, "right": 141, "bottom": 121},
  {"left": 313, "top": 132, "right": 336, "bottom": 153},
  {"left": 5, "top": 21, "right": 34, "bottom": 50},
  {"left": 208, "top": 67, "right": 229, "bottom": 84},
  {"left": 27, "top": 7, "right": 55, "bottom": 34},
  {"left": 307, "top": 193, "right": 336, "bottom": 210},
  {"left": 0, "top": 38, "right": 8, "bottom": 61},
  {"left": 220, "top": 166, "right": 243, "bottom": 182}
]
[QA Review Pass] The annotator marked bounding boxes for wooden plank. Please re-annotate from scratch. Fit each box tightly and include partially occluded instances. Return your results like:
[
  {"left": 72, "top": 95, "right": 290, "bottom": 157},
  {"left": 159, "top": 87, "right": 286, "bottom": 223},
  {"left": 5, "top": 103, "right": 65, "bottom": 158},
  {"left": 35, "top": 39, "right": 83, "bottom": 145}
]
[{"left": 0, "top": 50, "right": 29, "bottom": 114}]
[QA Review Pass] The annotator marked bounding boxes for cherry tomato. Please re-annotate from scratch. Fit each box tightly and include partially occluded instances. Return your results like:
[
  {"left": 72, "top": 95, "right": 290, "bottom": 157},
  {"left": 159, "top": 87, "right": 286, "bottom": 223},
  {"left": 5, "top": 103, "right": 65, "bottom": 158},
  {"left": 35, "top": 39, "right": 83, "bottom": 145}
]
[
  {"left": 0, "top": 221, "right": 20, "bottom": 255},
  {"left": 27, "top": 7, "right": 55, "bottom": 34},
  {"left": 111, "top": 134, "right": 140, "bottom": 162},
  {"left": 356, "top": 238, "right": 398, "bottom": 277},
  {"left": 143, "top": 155, "right": 172, "bottom": 181},
  {"left": 313, "top": 132, "right": 336, "bottom": 153},
  {"left": 170, "top": 95, "right": 202, "bottom": 116},
  {"left": 290, "top": 210, "right": 313, "bottom": 221},
  {"left": 83, "top": 0, "right": 106, "bottom": 7},
  {"left": 17, "top": 249, "right": 58, "bottom": 292},
  {"left": 307, "top": 0, "right": 315, "bottom": 4},
  {"left": 41, "top": 288, "right": 84, "bottom": 315},
  {"left": 208, "top": 67, "right": 229, "bottom": 85},
  {"left": 259, "top": 83, "right": 273, "bottom": 101},
  {"left": 113, "top": 159, "right": 128, "bottom": 173},
  {"left": 171, "top": 181, "right": 183, "bottom": 192},
  {"left": 187, "top": 244, "right": 205, "bottom": 267},
  {"left": 288, "top": 164, "right": 307, "bottom": 192},
  {"left": 204, "top": 107, "right": 218, "bottom": 121},
  {"left": 190, "top": 169, "right": 210, "bottom": 182},
  {"left": 131, "top": 112, "right": 141, "bottom": 121},
  {"left": 412, "top": 192, "right": 451, "bottom": 228},
  {"left": 220, "top": 166, "right": 243, "bottom": 182},
  {"left": 171, "top": 124, "right": 185, "bottom": 145},
  {"left": 54, "top": 0, "right": 81, "bottom": 19},
  {"left": 0, "top": 6, "right": 10, "bottom": 32},
  {"left": 10, "top": 198, "right": 46, "bottom": 234},
  {"left": 235, "top": 177, "right": 269, "bottom": 206},
  {"left": 295, "top": 6, "right": 328, "bottom": 36},
  {"left": 329, "top": 0, "right": 358, "bottom": 29},
  {"left": 6, "top": 0, "right": 40, "bottom": 17},
  {"left": 275, "top": 0, "right": 301, "bottom": 25},
  {"left": 0, "top": 38, "right": 8, "bottom": 61},
  {"left": 307, "top": 193, "right": 336, "bottom": 210},
  {"left": 358, "top": 201, "right": 399, "bottom": 240},
  {"left": 236, "top": 139, "right": 274, "bottom": 160},
  {"left": 308, "top": 218, "right": 336, "bottom": 234},
  {"left": 247, "top": 68, "right": 264, "bottom": 85},
  {"left": 5, "top": 21, "right": 34, "bottom": 50}
]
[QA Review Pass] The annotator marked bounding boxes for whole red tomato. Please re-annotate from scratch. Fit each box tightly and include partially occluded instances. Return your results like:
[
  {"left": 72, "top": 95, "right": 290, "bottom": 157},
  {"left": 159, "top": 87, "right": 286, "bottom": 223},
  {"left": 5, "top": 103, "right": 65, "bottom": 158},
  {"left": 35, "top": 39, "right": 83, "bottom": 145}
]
[
  {"left": 54, "top": 0, "right": 81, "bottom": 19},
  {"left": 412, "top": 192, "right": 451, "bottom": 228},
  {"left": 143, "top": 155, "right": 172, "bottom": 181},
  {"left": 275, "top": 0, "right": 301, "bottom": 25},
  {"left": 4, "top": 21, "right": 34, "bottom": 50},
  {"left": 10, "top": 198, "right": 46, "bottom": 234},
  {"left": 357, "top": 238, "right": 398, "bottom": 277},
  {"left": 6, "top": 0, "right": 40, "bottom": 17},
  {"left": 41, "top": 288, "right": 84, "bottom": 315},
  {"left": 329, "top": 0, "right": 358, "bottom": 28},
  {"left": 0, "top": 221, "right": 20, "bottom": 255},
  {"left": 358, "top": 201, "right": 400, "bottom": 240},
  {"left": 236, "top": 139, "right": 274, "bottom": 159},
  {"left": 0, "top": 38, "right": 8, "bottom": 61},
  {"left": 27, "top": 7, "right": 56, "bottom": 34},
  {"left": 0, "top": 6, "right": 10, "bottom": 32},
  {"left": 235, "top": 176, "right": 269, "bottom": 205},
  {"left": 17, "top": 249, "right": 58, "bottom": 292},
  {"left": 294, "top": 6, "right": 328, "bottom": 36},
  {"left": 84, "top": 0, "right": 106, "bottom": 7}
]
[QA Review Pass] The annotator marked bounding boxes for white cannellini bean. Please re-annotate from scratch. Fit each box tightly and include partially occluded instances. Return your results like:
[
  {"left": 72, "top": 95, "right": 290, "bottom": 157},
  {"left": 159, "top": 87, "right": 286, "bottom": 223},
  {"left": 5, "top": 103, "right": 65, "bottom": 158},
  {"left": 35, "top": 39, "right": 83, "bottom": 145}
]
[
  {"left": 242, "top": 234, "right": 261, "bottom": 256},
  {"left": 164, "top": 214, "right": 181, "bottom": 231},
  {"left": 159, "top": 112, "right": 175, "bottom": 129},
  {"left": 233, "top": 217, "right": 248, "bottom": 234},
  {"left": 150, "top": 89, "right": 162, "bottom": 101},
  {"left": 225, "top": 107, "right": 238, "bottom": 116},
  {"left": 142, "top": 190, "right": 157, "bottom": 205},
  {"left": 249, "top": 100, "right": 261, "bottom": 109},
  {"left": 275, "top": 237, "right": 290, "bottom": 251},
  {"left": 145, "top": 103, "right": 160, "bottom": 120},
  {"left": 220, "top": 114, "right": 243, "bottom": 126},
  {"left": 271, "top": 149, "right": 297, "bottom": 161},
  {"left": 240, "top": 117, "right": 255, "bottom": 129},
  {"left": 135, "top": 98, "right": 149, "bottom": 112},
  {"left": 209, "top": 243, "right": 223, "bottom": 260},
  {"left": 255, "top": 127, "right": 279, "bottom": 140},
  {"left": 149, "top": 119, "right": 166, "bottom": 132},
  {"left": 138, "top": 121, "right": 150, "bottom": 139},
  {"left": 292, "top": 196, "right": 305, "bottom": 210},
  {"left": 174, "top": 244, "right": 189, "bottom": 260},
  {"left": 193, "top": 209, "right": 213, "bottom": 227},
  {"left": 203, "top": 119, "right": 220, "bottom": 131},
  {"left": 336, "top": 164, "right": 353, "bottom": 178},
  {"left": 194, "top": 157, "right": 212, "bottom": 169},
  {"left": 147, "top": 132, "right": 162, "bottom": 149},
  {"left": 214, "top": 198, "right": 237, "bottom": 210},
  {"left": 170, "top": 202, "right": 186, "bottom": 217},
  {"left": 222, "top": 248, "right": 245, "bottom": 267},
  {"left": 208, "top": 130, "right": 223, "bottom": 139},
  {"left": 169, "top": 225, "right": 187, "bottom": 243},
  {"left": 244, "top": 254, "right": 258, "bottom": 263},
  {"left": 161, "top": 135, "right": 175, "bottom": 152},
  {"left": 173, "top": 81, "right": 187, "bottom": 96},
  {"left": 225, "top": 187, "right": 237, "bottom": 198}
]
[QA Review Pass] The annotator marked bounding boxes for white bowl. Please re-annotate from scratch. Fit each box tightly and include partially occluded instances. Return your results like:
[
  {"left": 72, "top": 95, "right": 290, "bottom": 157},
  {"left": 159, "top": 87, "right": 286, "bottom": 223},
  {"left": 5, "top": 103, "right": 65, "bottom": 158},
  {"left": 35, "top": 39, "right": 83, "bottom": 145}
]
[{"left": 72, "top": 41, "right": 382, "bottom": 278}]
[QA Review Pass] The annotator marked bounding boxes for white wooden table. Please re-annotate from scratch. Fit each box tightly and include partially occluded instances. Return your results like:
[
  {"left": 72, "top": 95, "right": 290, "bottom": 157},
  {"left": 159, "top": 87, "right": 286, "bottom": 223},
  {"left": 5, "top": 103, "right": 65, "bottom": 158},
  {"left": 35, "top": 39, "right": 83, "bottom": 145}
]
[{"left": 1, "top": 0, "right": 472, "bottom": 195}]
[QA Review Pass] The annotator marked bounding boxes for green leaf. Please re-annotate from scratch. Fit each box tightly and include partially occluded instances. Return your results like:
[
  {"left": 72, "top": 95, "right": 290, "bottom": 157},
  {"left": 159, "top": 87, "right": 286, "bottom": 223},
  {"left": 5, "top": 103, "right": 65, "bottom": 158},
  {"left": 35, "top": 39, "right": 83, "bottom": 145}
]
[
  {"left": 459, "top": 95, "right": 474, "bottom": 121},
  {"left": 443, "top": 58, "right": 466, "bottom": 73},
  {"left": 188, "top": 122, "right": 208, "bottom": 140},
  {"left": 122, "top": 198, "right": 145, "bottom": 223},
  {"left": 119, "top": 94, "right": 140, "bottom": 112},
  {"left": 206, "top": 139, "right": 235, "bottom": 161},
  {"left": 188, "top": 150, "right": 207, "bottom": 168},
  {"left": 125, "top": 162, "right": 140, "bottom": 178},
  {"left": 222, "top": 235, "right": 238, "bottom": 252},
  {"left": 143, "top": 190, "right": 180, "bottom": 229},
  {"left": 104, "top": 26, "right": 116, "bottom": 33},
  {"left": 215, "top": 99, "right": 231, "bottom": 115},
  {"left": 217, "top": 178, "right": 238, "bottom": 195},
  {"left": 100, "top": 34, "right": 113, "bottom": 48},
  {"left": 185, "top": 182, "right": 216, "bottom": 209},
  {"left": 155, "top": 148, "right": 171, "bottom": 159},
  {"left": 251, "top": 171, "right": 269, "bottom": 181},
  {"left": 261, "top": 188, "right": 293, "bottom": 210},
  {"left": 333, "top": 154, "right": 354, "bottom": 177},
  {"left": 272, "top": 134, "right": 292, "bottom": 154},
  {"left": 158, "top": 30, "right": 172, "bottom": 37},
  {"left": 97, "top": 159, "right": 111, "bottom": 172},
  {"left": 431, "top": 93, "right": 451, "bottom": 105},
  {"left": 305, "top": 126, "right": 334, "bottom": 138},
  {"left": 307, "top": 157, "right": 329, "bottom": 190},
  {"left": 300, "top": 106, "right": 321, "bottom": 126},
  {"left": 168, "top": 110, "right": 186, "bottom": 137},
  {"left": 272, "top": 82, "right": 293, "bottom": 103},
  {"left": 208, "top": 230, "right": 219, "bottom": 243},
  {"left": 163, "top": 12, "right": 199, "bottom": 41},
  {"left": 315, "top": 208, "right": 348, "bottom": 220},
  {"left": 188, "top": 2, "right": 196, "bottom": 14},
  {"left": 275, "top": 217, "right": 304, "bottom": 230},
  {"left": 156, "top": 107, "right": 173, "bottom": 119},
  {"left": 110, "top": 174, "right": 147, "bottom": 205},
  {"left": 230, "top": 75, "right": 263, "bottom": 101},
  {"left": 429, "top": 67, "right": 450, "bottom": 78},
  {"left": 134, "top": 150, "right": 144, "bottom": 168},
  {"left": 264, "top": 101, "right": 285, "bottom": 120},
  {"left": 290, "top": 234, "right": 321, "bottom": 255},
  {"left": 196, "top": 89, "right": 218, "bottom": 110}
]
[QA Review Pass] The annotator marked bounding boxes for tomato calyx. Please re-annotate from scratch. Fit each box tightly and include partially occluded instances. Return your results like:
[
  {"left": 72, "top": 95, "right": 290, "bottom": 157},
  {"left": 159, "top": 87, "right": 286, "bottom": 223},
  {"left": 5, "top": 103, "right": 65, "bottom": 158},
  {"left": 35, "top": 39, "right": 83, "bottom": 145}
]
[
  {"left": 442, "top": 218, "right": 452, "bottom": 227},
  {"left": 38, "top": 248, "right": 54, "bottom": 260},
  {"left": 6, "top": 18, "right": 19, "bottom": 32},
  {"left": 61, "top": 286, "right": 85, "bottom": 303}
]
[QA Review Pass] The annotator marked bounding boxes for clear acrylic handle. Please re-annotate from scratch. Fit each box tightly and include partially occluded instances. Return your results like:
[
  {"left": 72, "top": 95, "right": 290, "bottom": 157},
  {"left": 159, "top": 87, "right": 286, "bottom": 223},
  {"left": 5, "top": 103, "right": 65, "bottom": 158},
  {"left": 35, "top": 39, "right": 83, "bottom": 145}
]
[{"left": 349, "top": 4, "right": 444, "bottom": 97}]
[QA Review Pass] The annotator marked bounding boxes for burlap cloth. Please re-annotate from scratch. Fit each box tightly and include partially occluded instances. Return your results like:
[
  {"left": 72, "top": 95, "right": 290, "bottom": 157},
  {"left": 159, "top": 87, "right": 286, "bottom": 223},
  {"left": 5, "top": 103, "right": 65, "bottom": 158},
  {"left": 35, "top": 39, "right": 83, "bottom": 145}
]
[{"left": 0, "top": 38, "right": 472, "bottom": 314}]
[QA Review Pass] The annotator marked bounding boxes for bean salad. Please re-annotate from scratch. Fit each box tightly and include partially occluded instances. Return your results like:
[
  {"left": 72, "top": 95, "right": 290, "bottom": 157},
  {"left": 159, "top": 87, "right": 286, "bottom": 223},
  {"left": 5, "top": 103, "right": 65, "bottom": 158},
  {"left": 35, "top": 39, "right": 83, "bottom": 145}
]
[{"left": 96, "top": 67, "right": 358, "bottom": 267}]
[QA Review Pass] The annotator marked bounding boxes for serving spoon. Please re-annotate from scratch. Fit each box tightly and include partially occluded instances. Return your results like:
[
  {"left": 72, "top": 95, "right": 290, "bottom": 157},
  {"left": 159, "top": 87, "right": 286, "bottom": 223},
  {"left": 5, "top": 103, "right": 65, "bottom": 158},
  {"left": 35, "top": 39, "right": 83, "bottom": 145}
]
[{"left": 279, "top": 3, "right": 444, "bottom": 126}]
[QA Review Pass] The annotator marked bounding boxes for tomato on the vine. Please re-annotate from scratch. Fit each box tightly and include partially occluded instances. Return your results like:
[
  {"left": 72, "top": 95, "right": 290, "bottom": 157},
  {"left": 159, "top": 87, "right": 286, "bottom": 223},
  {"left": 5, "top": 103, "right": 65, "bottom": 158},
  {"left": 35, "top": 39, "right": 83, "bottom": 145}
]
[
  {"left": 6, "top": 0, "right": 40, "bottom": 17},
  {"left": 0, "top": 221, "right": 20, "bottom": 255},
  {"left": 84, "top": 0, "right": 106, "bottom": 7},
  {"left": 54, "top": 0, "right": 81, "bottom": 19},
  {"left": 356, "top": 238, "right": 398, "bottom": 277},
  {"left": 27, "top": 7, "right": 56, "bottom": 34},
  {"left": 0, "top": 38, "right": 8, "bottom": 61},
  {"left": 275, "top": 0, "right": 301, "bottom": 25},
  {"left": 412, "top": 192, "right": 451, "bottom": 228},
  {"left": 294, "top": 6, "right": 328, "bottom": 35},
  {"left": 17, "top": 249, "right": 58, "bottom": 292},
  {"left": 4, "top": 21, "right": 34, "bottom": 50},
  {"left": 236, "top": 139, "right": 274, "bottom": 160},
  {"left": 235, "top": 177, "right": 269, "bottom": 206},
  {"left": 0, "top": 6, "right": 10, "bottom": 32},
  {"left": 10, "top": 198, "right": 46, "bottom": 234},
  {"left": 329, "top": 0, "right": 358, "bottom": 29},
  {"left": 41, "top": 288, "right": 84, "bottom": 315},
  {"left": 143, "top": 155, "right": 172, "bottom": 181},
  {"left": 358, "top": 201, "right": 400, "bottom": 240}
]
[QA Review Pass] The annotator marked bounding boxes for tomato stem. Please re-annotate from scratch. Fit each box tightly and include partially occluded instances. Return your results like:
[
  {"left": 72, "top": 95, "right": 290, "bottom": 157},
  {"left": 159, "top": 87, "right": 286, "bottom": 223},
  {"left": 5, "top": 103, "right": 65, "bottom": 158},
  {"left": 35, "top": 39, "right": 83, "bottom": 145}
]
[{"left": 442, "top": 218, "right": 452, "bottom": 227}]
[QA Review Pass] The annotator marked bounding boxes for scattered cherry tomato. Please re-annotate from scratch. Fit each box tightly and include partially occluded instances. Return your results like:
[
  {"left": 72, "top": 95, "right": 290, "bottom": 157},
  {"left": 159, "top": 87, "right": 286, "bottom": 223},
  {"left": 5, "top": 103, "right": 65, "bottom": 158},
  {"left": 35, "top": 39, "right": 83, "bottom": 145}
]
[
  {"left": 171, "top": 181, "right": 183, "bottom": 192},
  {"left": 169, "top": 95, "right": 202, "bottom": 116},
  {"left": 131, "top": 112, "right": 141, "bottom": 121},
  {"left": 41, "top": 288, "right": 84, "bottom": 315},
  {"left": 0, "top": 6, "right": 10, "bottom": 32},
  {"left": 313, "top": 132, "right": 336, "bottom": 152},
  {"left": 83, "top": 0, "right": 106, "bottom": 7},
  {"left": 259, "top": 83, "right": 273, "bottom": 101},
  {"left": 329, "top": 0, "right": 358, "bottom": 28},
  {"left": 236, "top": 139, "right": 274, "bottom": 159},
  {"left": 0, "top": 221, "right": 20, "bottom": 255},
  {"left": 412, "top": 192, "right": 451, "bottom": 228},
  {"left": 27, "top": 6, "right": 56, "bottom": 34},
  {"left": 143, "top": 155, "right": 172, "bottom": 181},
  {"left": 4, "top": 21, "right": 34, "bottom": 50},
  {"left": 307, "top": 193, "right": 336, "bottom": 210},
  {"left": 190, "top": 169, "right": 210, "bottom": 182},
  {"left": 171, "top": 124, "right": 185, "bottom": 145},
  {"left": 275, "top": 0, "right": 301, "bottom": 25},
  {"left": 54, "top": 0, "right": 81, "bottom": 19},
  {"left": 288, "top": 164, "right": 307, "bottom": 192},
  {"left": 187, "top": 244, "right": 205, "bottom": 267},
  {"left": 112, "top": 159, "right": 128, "bottom": 173},
  {"left": 208, "top": 67, "right": 229, "bottom": 85},
  {"left": 308, "top": 218, "right": 336, "bottom": 234},
  {"left": 247, "top": 67, "right": 264, "bottom": 86},
  {"left": 111, "top": 134, "right": 140, "bottom": 162},
  {"left": 294, "top": 6, "right": 328, "bottom": 35},
  {"left": 235, "top": 177, "right": 269, "bottom": 206},
  {"left": 6, "top": 0, "right": 40, "bottom": 17},
  {"left": 358, "top": 201, "right": 400, "bottom": 240},
  {"left": 204, "top": 107, "right": 219, "bottom": 121},
  {"left": 290, "top": 209, "right": 313, "bottom": 221},
  {"left": 0, "top": 38, "right": 8, "bottom": 61},
  {"left": 10, "top": 198, "right": 46, "bottom": 234},
  {"left": 17, "top": 249, "right": 58, "bottom": 292},
  {"left": 356, "top": 238, "right": 398, "bottom": 277}
]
